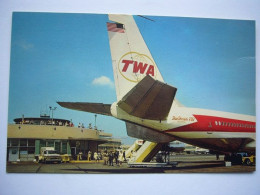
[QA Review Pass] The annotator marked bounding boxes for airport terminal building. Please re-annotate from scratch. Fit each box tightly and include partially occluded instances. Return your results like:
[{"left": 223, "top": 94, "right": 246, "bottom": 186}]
[{"left": 7, "top": 115, "right": 121, "bottom": 162}]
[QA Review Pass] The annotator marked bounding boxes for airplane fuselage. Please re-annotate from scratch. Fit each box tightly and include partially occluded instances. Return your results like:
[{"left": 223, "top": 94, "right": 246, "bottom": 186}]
[{"left": 111, "top": 101, "right": 256, "bottom": 153}]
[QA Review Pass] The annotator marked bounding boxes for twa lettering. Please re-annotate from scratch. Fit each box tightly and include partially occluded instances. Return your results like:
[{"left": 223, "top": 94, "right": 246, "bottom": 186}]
[{"left": 121, "top": 60, "right": 154, "bottom": 76}]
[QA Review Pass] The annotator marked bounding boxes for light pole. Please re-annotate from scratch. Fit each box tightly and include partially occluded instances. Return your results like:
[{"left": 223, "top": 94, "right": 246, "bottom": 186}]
[
  {"left": 94, "top": 114, "right": 97, "bottom": 129},
  {"left": 49, "top": 106, "right": 57, "bottom": 125}
]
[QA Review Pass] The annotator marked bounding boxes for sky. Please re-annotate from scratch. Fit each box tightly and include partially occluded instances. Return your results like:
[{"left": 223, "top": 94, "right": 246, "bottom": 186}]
[{"left": 8, "top": 12, "right": 255, "bottom": 145}]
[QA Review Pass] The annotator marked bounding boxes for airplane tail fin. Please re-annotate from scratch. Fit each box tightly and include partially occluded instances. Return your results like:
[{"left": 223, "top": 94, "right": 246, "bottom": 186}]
[{"left": 107, "top": 14, "right": 164, "bottom": 101}]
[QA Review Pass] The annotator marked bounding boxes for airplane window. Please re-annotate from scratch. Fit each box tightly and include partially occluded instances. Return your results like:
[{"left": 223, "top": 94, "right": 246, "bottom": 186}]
[
  {"left": 219, "top": 121, "right": 221, "bottom": 125},
  {"left": 215, "top": 121, "right": 218, "bottom": 125}
]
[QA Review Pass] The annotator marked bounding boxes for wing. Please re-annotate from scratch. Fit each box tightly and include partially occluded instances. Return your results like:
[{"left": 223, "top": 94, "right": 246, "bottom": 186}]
[{"left": 57, "top": 102, "right": 112, "bottom": 116}]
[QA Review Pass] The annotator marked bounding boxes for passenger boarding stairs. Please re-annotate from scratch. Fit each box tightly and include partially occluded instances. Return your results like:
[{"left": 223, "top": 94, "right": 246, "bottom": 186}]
[{"left": 127, "top": 140, "right": 163, "bottom": 163}]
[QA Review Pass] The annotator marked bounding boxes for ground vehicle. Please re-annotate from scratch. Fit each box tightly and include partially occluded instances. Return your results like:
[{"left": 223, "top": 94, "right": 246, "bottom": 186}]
[
  {"left": 224, "top": 153, "right": 256, "bottom": 165},
  {"left": 38, "top": 147, "right": 62, "bottom": 163},
  {"left": 195, "top": 147, "right": 209, "bottom": 155},
  {"left": 242, "top": 154, "right": 255, "bottom": 166}
]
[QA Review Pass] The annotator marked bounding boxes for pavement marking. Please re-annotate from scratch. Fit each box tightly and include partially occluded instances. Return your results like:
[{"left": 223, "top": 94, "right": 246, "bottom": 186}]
[
  {"left": 36, "top": 164, "right": 42, "bottom": 173},
  {"left": 74, "top": 165, "right": 88, "bottom": 173}
]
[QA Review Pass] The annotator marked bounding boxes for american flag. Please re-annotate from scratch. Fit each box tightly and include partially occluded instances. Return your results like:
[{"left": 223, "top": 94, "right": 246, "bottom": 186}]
[{"left": 107, "top": 22, "right": 125, "bottom": 33}]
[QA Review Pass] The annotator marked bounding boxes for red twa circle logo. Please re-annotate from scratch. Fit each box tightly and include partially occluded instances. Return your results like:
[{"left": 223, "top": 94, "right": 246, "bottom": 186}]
[{"left": 118, "top": 52, "right": 157, "bottom": 83}]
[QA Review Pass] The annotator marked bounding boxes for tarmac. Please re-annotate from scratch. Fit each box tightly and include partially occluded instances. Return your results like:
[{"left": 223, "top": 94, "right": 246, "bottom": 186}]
[{"left": 6, "top": 154, "right": 255, "bottom": 174}]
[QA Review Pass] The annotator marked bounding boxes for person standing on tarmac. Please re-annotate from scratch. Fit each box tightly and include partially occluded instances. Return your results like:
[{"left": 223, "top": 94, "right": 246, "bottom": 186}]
[
  {"left": 114, "top": 150, "right": 119, "bottom": 165},
  {"left": 118, "top": 150, "right": 124, "bottom": 166},
  {"left": 109, "top": 151, "right": 114, "bottom": 166},
  {"left": 102, "top": 151, "right": 107, "bottom": 165},
  {"left": 88, "top": 150, "right": 92, "bottom": 161},
  {"left": 79, "top": 151, "right": 82, "bottom": 160},
  {"left": 123, "top": 150, "right": 126, "bottom": 162}
]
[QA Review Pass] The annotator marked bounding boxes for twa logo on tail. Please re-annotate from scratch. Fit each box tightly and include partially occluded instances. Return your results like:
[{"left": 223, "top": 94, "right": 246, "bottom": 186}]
[{"left": 118, "top": 52, "right": 157, "bottom": 82}]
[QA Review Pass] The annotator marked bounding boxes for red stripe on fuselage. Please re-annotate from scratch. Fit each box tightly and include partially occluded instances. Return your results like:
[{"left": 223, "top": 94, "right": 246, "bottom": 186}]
[{"left": 166, "top": 115, "right": 256, "bottom": 133}]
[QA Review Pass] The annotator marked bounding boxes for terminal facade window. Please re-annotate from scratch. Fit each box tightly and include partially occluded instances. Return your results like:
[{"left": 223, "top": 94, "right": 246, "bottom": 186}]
[{"left": 7, "top": 139, "right": 36, "bottom": 155}]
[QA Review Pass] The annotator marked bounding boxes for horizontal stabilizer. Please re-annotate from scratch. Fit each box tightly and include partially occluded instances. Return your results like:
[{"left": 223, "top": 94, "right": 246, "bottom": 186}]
[
  {"left": 57, "top": 102, "right": 112, "bottom": 116},
  {"left": 126, "top": 122, "right": 175, "bottom": 143},
  {"left": 118, "top": 75, "right": 177, "bottom": 120}
]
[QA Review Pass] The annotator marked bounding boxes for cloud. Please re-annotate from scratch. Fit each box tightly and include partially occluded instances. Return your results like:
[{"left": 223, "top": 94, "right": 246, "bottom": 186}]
[
  {"left": 238, "top": 56, "right": 255, "bottom": 61},
  {"left": 235, "top": 56, "right": 255, "bottom": 66},
  {"left": 17, "top": 40, "right": 34, "bottom": 50},
  {"left": 92, "top": 76, "right": 114, "bottom": 88}
]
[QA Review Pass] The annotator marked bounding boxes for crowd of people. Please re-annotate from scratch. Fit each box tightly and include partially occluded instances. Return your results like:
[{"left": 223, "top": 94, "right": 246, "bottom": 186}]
[
  {"left": 20, "top": 119, "right": 102, "bottom": 130},
  {"left": 102, "top": 150, "right": 126, "bottom": 166},
  {"left": 76, "top": 150, "right": 129, "bottom": 166}
]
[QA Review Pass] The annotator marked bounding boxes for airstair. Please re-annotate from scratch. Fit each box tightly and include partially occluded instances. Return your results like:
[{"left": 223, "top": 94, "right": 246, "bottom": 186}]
[
  {"left": 126, "top": 140, "right": 177, "bottom": 167},
  {"left": 126, "top": 140, "right": 162, "bottom": 162},
  {"left": 134, "top": 141, "right": 163, "bottom": 162},
  {"left": 125, "top": 140, "right": 143, "bottom": 158}
]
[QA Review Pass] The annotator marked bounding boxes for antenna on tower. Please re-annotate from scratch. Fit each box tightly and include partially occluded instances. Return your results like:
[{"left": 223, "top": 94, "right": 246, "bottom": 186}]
[
  {"left": 137, "top": 15, "right": 155, "bottom": 22},
  {"left": 40, "top": 105, "right": 50, "bottom": 118}
]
